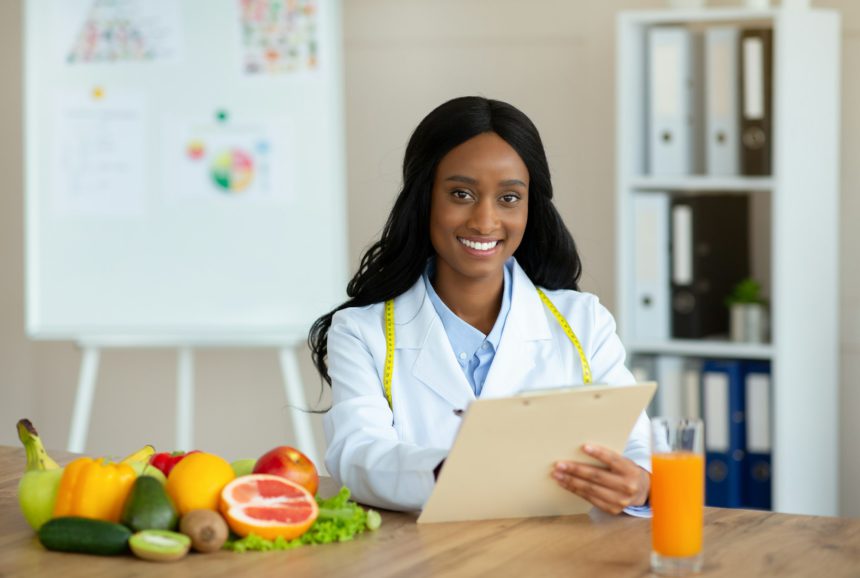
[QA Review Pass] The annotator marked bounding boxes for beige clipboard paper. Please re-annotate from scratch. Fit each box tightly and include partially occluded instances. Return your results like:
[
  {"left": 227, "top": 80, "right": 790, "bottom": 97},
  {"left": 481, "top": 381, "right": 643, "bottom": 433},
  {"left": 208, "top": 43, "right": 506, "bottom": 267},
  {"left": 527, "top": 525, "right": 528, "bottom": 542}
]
[{"left": 417, "top": 382, "right": 657, "bottom": 524}]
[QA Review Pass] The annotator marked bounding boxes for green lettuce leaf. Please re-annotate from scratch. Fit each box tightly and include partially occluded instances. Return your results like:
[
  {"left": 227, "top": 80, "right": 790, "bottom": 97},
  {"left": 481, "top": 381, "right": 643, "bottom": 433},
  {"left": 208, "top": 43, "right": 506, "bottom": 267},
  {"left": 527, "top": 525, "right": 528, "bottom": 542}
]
[{"left": 224, "top": 487, "right": 381, "bottom": 552}]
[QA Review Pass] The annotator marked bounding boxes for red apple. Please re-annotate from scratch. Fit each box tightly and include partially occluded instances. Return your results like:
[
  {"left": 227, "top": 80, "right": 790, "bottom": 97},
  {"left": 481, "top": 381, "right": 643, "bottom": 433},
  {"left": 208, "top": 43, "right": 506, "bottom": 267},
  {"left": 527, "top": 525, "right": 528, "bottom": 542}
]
[{"left": 252, "top": 446, "right": 319, "bottom": 495}]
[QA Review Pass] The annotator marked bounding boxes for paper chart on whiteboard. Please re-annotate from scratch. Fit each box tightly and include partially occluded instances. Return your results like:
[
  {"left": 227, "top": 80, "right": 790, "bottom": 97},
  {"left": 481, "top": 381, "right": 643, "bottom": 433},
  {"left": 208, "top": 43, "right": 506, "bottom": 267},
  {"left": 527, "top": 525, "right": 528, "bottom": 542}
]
[
  {"left": 165, "top": 117, "right": 295, "bottom": 203},
  {"left": 59, "top": 0, "right": 183, "bottom": 65},
  {"left": 50, "top": 91, "right": 146, "bottom": 217},
  {"left": 239, "top": 0, "right": 319, "bottom": 75}
]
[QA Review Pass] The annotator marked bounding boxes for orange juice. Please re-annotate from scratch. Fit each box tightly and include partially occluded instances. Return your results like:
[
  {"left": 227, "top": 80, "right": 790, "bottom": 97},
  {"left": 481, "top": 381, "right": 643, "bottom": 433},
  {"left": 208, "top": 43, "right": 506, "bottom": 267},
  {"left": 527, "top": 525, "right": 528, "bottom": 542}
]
[{"left": 651, "top": 451, "right": 705, "bottom": 557}]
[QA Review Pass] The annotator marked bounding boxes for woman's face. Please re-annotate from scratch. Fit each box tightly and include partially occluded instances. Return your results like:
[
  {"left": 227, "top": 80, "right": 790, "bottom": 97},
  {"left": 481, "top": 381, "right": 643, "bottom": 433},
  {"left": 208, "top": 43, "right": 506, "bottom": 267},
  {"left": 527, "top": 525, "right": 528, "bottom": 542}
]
[{"left": 429, "top": 132, "right": 529, "bottom": 284}]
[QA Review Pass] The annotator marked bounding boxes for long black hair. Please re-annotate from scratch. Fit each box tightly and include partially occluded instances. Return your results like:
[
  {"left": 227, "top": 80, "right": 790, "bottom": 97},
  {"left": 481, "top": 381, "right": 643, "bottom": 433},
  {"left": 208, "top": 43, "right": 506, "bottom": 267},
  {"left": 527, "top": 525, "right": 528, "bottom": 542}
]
[{"left": 309, "top": 96, "right": 582, "bottom": 385}]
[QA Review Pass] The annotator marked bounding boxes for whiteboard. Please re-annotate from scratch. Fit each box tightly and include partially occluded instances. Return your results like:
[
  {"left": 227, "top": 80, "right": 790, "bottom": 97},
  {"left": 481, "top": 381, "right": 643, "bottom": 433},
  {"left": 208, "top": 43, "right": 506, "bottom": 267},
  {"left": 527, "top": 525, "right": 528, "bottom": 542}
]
[{"left": 25, "top": 0, "right": 347, "bottom": 340}]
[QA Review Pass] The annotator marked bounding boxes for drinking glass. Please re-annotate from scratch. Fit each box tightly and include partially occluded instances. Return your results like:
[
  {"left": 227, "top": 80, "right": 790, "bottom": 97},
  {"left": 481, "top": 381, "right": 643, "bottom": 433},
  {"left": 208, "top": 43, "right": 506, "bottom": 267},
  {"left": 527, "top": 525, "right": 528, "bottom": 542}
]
[{"left": 650, "top": 418, "right": 705, "bottom": 576}]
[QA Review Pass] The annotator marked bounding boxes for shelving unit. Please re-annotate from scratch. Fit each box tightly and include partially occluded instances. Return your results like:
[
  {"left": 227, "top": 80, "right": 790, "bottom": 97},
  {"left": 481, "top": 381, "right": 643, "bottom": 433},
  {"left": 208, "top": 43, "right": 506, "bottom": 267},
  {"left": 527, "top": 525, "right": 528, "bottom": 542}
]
[
  {"left": 616, "top": 7, "right": 840, "bottom": 516},
  {"left": 629, "top": 176, "right": 774, "bottom": 192},
  {"left": 626, "top": 339, "right": 774, "bottom": 360}
]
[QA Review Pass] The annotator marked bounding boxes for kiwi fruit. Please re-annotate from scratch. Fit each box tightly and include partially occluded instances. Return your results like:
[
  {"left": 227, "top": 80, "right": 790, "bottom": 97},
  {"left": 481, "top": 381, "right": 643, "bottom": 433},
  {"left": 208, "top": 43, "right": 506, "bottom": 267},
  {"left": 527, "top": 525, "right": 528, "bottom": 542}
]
[
  {"left": 179, "top": 509, "right": 229, "bottom": 553},
  {"left": 129, "top": 530, "right": 191, "bottom": 562}
]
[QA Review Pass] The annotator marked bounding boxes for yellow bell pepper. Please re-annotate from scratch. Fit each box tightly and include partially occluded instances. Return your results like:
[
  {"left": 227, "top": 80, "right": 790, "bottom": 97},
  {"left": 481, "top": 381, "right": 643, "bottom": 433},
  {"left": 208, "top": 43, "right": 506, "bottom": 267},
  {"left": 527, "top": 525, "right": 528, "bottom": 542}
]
[{"left": 52, "top": 457, "right": 136, "bottom": 523}]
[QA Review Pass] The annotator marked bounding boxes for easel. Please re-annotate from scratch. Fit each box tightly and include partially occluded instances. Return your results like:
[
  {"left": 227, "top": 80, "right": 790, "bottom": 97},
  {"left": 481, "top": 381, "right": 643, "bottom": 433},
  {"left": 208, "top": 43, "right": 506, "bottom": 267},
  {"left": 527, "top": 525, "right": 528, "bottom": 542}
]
[{"left": 66, "top": 334, "right": 321, "bottom": 468}]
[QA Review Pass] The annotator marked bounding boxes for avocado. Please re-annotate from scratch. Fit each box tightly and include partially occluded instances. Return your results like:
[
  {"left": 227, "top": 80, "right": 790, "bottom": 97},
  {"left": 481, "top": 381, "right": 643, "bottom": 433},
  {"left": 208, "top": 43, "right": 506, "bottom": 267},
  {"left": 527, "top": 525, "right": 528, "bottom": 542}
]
[{"left": 121, "top": 475, "right": 179, "bottom": 532}]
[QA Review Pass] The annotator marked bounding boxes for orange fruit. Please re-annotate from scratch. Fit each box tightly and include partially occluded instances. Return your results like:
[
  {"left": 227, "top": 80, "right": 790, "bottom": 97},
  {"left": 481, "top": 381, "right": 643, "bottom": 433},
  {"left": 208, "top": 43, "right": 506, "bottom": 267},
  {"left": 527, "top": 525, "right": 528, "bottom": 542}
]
[
  {"left": 166, "top": 452, "right": 235, "bottom": 515},
  {"left": 219, "top": 474, "right": 319, "bottom": 540}
]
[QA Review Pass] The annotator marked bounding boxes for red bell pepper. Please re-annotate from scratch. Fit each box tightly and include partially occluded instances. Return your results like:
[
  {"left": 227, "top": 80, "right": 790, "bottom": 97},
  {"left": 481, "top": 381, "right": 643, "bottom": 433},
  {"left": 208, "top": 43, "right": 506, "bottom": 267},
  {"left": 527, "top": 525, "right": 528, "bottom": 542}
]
[{"left": 148, "top": 450, "right": 201, "bottom": 477}]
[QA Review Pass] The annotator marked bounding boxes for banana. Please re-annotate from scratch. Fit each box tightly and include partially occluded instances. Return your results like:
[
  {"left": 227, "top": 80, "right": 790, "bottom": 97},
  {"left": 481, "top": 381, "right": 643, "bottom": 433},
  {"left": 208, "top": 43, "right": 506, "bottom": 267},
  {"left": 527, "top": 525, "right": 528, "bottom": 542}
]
[
  {"left": 120, "top": 444, "right": 156, "bottom": 464},
  {"left": 119, "top": 444, "right": 167, "bottom": 485},
  {"left": 16, "top": 419, "right": 64, "bottom": 530}
]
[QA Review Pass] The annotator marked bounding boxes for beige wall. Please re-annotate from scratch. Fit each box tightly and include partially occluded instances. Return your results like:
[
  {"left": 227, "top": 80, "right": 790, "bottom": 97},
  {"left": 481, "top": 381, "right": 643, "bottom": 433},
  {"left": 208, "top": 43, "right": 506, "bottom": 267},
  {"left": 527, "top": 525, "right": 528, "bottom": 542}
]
[
  {"left": 0, "top": 0, "right": 30, "bottom": 438},
  {"left": 0, "top": 0, "right": 857, "bottom": 514}
]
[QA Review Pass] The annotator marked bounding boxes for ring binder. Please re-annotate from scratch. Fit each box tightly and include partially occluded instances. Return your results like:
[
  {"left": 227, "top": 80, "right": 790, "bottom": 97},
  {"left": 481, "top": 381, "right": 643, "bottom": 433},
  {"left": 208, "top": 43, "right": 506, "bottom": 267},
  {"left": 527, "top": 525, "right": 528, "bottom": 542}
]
[{"left": 739, "top": 29, "right": 773, "bottom": 175}]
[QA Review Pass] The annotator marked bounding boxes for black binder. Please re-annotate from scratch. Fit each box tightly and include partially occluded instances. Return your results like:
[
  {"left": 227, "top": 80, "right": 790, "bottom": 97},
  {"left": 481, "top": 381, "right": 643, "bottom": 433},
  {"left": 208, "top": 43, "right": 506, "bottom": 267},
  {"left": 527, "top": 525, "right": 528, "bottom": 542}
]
[
  {"left": 670, "top": 195, "right": 750, "bottom": 339},
  {"left": 739, "top": 29, "right": 773, "bottom": 176}
]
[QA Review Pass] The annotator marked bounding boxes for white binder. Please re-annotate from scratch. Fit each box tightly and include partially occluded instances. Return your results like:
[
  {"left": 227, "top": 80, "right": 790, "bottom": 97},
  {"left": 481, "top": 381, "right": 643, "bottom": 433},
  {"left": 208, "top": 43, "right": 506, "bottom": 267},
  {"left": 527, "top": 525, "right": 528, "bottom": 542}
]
[
  {"left": 632, "top": 193, "right": 670, "bottom": 340},
  {"left": 705, "top": 27, "right": 740, "bottom": 175},
  {"left": 654, "top": 355, "right": 684, "bottom": 419},
  {"left": 648, "top": 27, "right": 702, "bottom": 175},
  {"left": 682, "top": 358, "right": 703, "bottom": 419}
]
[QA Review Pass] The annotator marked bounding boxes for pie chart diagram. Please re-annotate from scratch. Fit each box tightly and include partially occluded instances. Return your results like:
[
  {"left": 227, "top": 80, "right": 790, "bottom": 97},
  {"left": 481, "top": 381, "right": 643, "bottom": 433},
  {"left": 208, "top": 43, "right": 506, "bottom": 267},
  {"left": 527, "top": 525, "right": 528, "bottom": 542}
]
[{"left": 211, "top": 149, "right": 255, "bottom": 193}]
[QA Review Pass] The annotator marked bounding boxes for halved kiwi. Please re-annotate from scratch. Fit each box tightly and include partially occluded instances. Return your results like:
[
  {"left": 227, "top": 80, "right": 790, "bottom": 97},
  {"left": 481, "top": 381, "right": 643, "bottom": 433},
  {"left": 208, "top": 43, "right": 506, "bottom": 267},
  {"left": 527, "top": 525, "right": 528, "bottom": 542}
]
[{"left": 129, "top": 530, "right": 191, "bottom": 562}]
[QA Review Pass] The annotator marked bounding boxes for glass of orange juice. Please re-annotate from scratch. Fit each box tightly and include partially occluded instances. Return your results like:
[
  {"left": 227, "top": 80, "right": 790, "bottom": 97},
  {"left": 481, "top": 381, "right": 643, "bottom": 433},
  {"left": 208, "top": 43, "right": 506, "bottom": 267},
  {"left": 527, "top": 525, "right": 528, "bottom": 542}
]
[{"left": 650, "top": 418, "right": 704, "bottom": 576}]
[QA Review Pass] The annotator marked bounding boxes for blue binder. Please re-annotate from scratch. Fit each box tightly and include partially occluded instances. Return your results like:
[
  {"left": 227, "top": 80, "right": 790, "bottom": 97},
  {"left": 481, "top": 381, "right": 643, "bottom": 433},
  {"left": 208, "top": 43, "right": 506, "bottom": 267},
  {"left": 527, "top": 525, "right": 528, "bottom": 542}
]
[
  {"left": 702, "top": 359, "right": 745, "bottom": 508},
  {"left": 742, "top": 361, "right": 772, "bottom": 510}
]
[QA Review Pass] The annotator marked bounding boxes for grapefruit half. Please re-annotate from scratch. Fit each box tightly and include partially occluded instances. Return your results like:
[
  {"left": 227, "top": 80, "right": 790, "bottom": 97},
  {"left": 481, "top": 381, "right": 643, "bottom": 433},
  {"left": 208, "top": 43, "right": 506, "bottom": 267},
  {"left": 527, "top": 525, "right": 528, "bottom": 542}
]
[{"left": 219, "top": 474, "right": 319, "bottom": 540}]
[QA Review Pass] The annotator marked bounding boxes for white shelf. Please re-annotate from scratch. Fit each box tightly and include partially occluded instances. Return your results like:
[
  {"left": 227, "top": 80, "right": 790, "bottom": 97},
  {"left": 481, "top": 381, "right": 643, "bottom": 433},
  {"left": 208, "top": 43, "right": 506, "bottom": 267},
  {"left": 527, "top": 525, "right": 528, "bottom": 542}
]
[
  {"left": 620, "top": 7, "right": 779, "bottom": 25},
  {"left": 616, "top": 8, "right": 840, "bottom": 517},
  {"left": 627, "top": 339, "right": 773, "bottom": 360},
  {"left": 627, "top": 175, "right": 774, "bottom": 192}
]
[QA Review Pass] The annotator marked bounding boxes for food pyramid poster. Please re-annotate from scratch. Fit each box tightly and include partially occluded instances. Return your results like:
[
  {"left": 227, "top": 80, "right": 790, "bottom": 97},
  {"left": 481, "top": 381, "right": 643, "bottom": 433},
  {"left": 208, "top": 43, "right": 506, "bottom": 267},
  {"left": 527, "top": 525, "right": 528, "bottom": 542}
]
[{"left": 66, "top": 0, "right": 183, "bottom": 64}]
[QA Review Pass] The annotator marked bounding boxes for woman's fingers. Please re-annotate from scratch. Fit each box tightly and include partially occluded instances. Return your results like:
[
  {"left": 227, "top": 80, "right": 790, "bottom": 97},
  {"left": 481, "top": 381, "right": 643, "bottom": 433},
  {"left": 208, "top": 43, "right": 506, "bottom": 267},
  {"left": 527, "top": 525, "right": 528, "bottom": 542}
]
[
  {"left": 551, "top": 444, "right": 651, "bottom": 513},
  {"left": 552, "top": 469, "right": 632, "bottom": 514},
  {"left": 554, "top": 461, "right": 637, "bottom": 496},
  {"left": 581, "top": 444, "right": 635, "bottom": 473}
]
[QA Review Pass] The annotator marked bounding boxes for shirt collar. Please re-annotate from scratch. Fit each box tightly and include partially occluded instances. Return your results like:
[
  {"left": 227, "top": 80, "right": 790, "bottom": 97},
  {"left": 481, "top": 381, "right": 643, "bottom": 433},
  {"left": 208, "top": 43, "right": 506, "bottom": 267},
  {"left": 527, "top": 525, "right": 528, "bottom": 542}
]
[
  {"left": 486, "top": 259, "right": 513, "bottom": 349},
  {"left": 423, "top": 257, "right": 514, "bottom": 358}
]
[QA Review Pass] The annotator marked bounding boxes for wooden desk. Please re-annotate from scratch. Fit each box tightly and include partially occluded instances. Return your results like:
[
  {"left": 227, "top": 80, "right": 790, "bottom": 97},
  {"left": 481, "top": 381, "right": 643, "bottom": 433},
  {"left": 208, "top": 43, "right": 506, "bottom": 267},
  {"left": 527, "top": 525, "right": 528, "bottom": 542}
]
[{"left": 1, "top": 445, "right": 858, "bottom": 577}]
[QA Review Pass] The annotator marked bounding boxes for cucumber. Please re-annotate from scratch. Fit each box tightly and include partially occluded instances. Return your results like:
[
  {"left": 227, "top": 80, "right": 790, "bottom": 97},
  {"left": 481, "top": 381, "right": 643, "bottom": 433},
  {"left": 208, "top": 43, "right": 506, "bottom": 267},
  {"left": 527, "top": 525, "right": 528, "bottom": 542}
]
[{"left": 38, "top": 516, "right": 132, "bottom": 556}]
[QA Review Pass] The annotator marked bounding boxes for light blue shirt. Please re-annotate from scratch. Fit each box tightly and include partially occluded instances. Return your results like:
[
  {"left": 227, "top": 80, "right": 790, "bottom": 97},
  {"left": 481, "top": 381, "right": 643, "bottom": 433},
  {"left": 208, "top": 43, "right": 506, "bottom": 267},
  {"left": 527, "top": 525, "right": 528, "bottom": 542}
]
[{"left": 423, "top": 258, "right": 514, "bottom": 397}]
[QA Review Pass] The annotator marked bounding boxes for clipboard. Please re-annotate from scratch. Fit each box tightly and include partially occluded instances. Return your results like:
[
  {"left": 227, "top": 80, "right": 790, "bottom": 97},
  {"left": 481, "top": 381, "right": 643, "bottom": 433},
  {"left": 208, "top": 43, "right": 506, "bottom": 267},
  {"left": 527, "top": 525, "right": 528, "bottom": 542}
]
[{"left": 417, "top": 382, "right": 657, "bottom": 524}]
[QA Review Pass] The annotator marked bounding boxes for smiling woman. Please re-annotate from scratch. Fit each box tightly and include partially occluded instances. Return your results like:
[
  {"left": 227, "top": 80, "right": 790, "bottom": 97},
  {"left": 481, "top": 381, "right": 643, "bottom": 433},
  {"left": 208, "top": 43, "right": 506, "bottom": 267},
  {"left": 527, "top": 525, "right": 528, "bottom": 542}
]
[
  {"left": 308, "top": 97, "right": 651, "bottom": 516},
  {"left": 429, "top": 133, "right": 529, "bottom": 334}
]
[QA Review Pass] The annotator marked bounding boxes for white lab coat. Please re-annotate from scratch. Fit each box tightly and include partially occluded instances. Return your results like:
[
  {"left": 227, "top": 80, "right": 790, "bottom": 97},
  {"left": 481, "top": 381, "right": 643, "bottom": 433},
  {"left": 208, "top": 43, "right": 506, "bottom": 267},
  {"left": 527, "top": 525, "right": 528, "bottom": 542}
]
[{"left": 324, "top": 259, "right": 650, "bottom": 511}]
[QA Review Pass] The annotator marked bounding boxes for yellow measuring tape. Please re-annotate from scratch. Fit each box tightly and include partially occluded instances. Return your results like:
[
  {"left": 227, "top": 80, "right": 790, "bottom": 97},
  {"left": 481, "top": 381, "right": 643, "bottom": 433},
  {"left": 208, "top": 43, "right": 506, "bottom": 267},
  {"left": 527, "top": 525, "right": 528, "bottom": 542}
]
[
  {"left": 535, "top": 287, "right": 593, "bottom": 385},
  {"left": 383, "top": 299, "right": 396, "bottom": 412},
  {"left": 382, "top": 287, "right": 592, "bottom": 409}
]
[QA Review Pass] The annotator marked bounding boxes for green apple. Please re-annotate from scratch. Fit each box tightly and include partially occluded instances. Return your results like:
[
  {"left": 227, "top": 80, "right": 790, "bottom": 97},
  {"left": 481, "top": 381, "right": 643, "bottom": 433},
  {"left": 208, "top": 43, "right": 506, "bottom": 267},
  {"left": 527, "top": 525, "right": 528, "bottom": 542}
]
[
  {"left": 18, "top": 468, "right": 63, "bottom": 530},
  {"left": 230, "top": 458, "right": 256, "bottom": 477}
]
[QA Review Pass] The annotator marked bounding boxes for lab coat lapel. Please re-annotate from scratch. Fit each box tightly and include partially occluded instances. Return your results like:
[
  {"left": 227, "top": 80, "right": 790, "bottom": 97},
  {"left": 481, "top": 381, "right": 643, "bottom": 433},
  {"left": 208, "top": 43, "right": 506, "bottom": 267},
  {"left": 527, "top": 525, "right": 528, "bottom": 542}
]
[
  {"left": 480, "top": 262, "right": 552, "bottom": 399},
  {"left": 395, "top": 277, "right": 475, "bottom": 410}
]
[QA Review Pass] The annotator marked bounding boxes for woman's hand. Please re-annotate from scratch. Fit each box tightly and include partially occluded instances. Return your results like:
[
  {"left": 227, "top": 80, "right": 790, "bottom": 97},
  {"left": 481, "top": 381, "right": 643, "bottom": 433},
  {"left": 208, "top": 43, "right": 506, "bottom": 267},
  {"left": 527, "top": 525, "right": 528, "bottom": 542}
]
[{"left": 552, "top": 444, "right": 650, "bottom": 515}]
